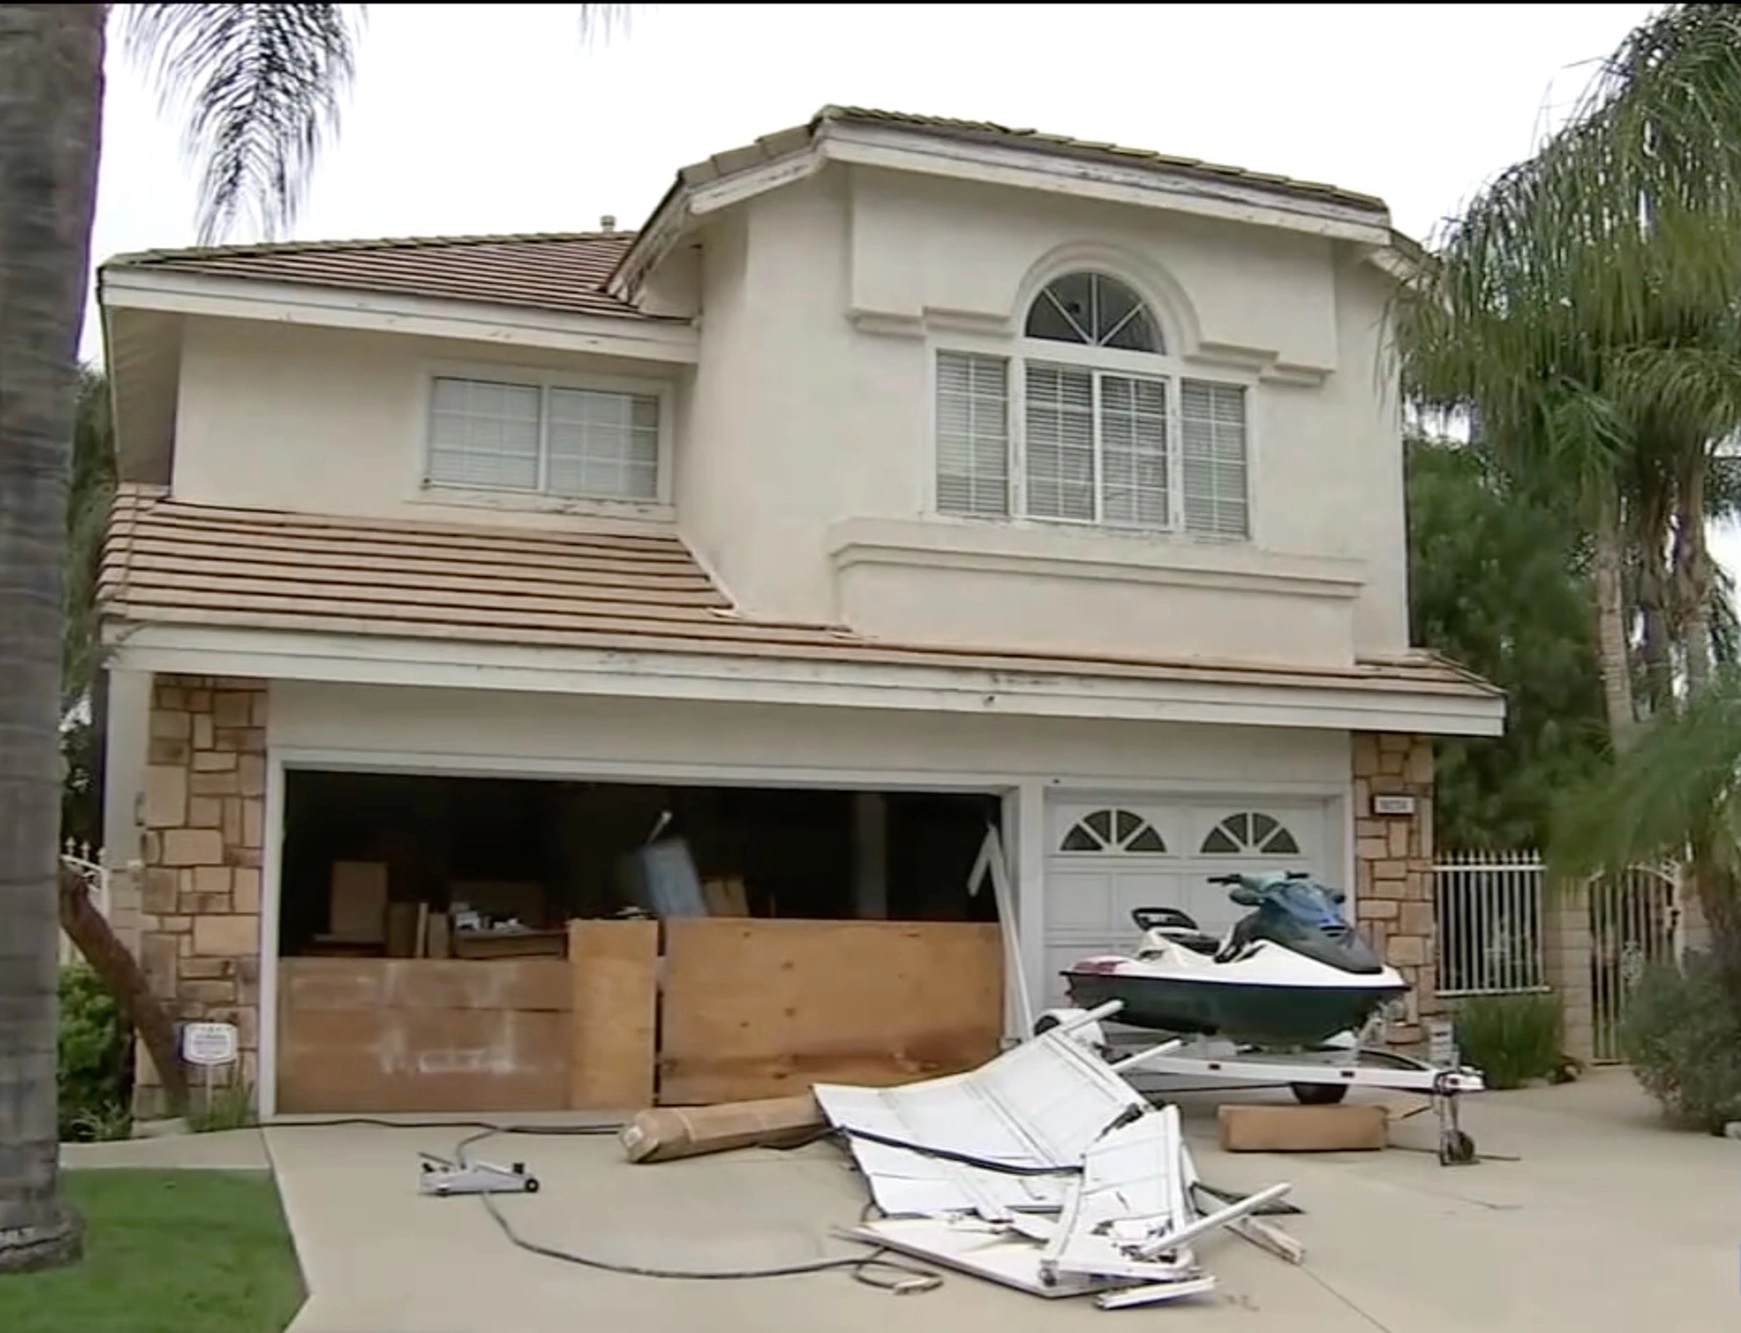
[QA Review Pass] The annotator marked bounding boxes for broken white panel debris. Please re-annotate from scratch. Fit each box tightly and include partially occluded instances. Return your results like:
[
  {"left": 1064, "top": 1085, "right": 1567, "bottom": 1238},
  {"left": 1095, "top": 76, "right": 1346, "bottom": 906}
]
[
  {"left": 812, "top": 1027, "right": 1149, "bottom": 1217},
  {"left": 1094, "top": 1275, "right": 1219, "bottom": 1310},
  {"left": 1042, "top": 1107, "right": 1203, "bottom": 1285},
  {"left": 845, "top": 1217, "right": 1114, "bottom": 1299}
]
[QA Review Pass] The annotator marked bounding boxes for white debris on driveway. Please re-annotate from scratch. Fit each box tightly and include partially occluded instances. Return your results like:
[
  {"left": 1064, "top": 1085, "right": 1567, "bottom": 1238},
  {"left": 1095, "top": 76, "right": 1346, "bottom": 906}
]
[{"left": 813, "top": 1016, "right": 1299, "bottom": 1309}]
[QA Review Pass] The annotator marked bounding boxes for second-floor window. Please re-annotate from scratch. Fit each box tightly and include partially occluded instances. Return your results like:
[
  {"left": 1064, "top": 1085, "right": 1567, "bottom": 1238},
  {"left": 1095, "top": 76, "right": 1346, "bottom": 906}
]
[
  {"left": 935, "top": 272, "right": 1250, "bottom": 539},
  {"left": 426, "top": 374, "right": 662, "bottom": 502}
]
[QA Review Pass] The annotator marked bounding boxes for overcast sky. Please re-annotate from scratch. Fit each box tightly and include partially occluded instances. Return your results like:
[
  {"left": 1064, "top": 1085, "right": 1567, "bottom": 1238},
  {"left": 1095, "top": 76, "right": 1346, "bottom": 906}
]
[{"left": 97, "top": 3, "right": 1732, "bottom": 570}]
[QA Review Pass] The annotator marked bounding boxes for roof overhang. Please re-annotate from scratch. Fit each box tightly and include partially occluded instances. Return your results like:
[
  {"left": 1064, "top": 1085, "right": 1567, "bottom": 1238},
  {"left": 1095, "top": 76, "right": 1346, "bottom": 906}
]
[
  {"left": 613, "top": 115, "right": 1407, "bottom": 302},
  {"left": 104, "top": 621, "right": 1504, "bottom": 738}
]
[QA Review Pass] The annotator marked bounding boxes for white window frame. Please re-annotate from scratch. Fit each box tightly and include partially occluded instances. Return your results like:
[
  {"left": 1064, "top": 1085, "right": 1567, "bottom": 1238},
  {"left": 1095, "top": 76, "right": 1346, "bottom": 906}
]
[
  {"left": 928, "top": 329, "right": 1257, "bottom": 541},
  {"left": 417, "top": 361, "right": 677, "bottom": 511}
]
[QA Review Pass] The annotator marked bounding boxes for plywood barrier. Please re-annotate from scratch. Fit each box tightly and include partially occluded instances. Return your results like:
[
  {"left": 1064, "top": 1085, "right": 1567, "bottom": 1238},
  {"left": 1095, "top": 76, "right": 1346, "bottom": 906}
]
[
  {"left": 568, "top": 919, "right": 660, "bottom": 1110},
  {"left": 658, "top": 919, "right": 1004, "bottom": 1105},
  {"left": 276, "top": 958, "right": 570, "bottom": 1113}
]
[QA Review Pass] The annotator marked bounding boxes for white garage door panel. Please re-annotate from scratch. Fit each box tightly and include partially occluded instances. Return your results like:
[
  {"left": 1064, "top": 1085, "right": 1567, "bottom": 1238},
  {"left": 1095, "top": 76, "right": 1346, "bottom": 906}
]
[{"left": 1042, "top": 796, "right": 1334, "bottom": 1009}]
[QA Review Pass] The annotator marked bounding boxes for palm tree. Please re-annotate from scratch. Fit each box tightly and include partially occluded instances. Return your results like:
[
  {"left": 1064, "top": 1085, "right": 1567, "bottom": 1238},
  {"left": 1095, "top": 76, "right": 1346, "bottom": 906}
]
[
  {"left": 1397, "top": 3, "right": 1741, "bottom": 746},
  {"left": 0, "top": 1, "right": 625, "bottom": 1275},
  {"left": 1550, "top": 667, "right": 1741, "bottom": 1017}
]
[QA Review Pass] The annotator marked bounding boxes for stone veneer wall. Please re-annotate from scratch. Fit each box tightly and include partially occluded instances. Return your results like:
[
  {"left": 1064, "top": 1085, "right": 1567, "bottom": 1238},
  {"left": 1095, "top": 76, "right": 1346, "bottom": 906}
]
[
  {"left": 134, "top": 674, "right": 267, "bottom": 1114},
  {"left": 1351, "top": 733, "right": 1435, "bottom": 1048}
]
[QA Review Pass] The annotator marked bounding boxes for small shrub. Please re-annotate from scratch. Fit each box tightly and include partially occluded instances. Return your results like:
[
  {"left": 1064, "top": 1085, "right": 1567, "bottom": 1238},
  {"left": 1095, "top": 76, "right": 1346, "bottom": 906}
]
[
  {"left": 58, "top": 964, "right": 133, "bottom": 1141},
  {"left": 1454, "top": 992, "right": 1564, "bottom": 1089},
  {"left": 186, "top": 1080, "right": 258, "bottom": 1134},
  {"left": 1620, "top": 951, "right": 1741, "bottom": 1133}
]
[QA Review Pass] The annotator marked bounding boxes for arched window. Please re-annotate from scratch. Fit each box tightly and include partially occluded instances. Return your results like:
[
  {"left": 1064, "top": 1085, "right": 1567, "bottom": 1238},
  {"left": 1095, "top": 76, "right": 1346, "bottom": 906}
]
[
  {"left": 1199, "top": 811, "right": 1301, "bottom": 856},
  {"left": 1059, "top": 808, "right": 1169, "bottom": 854},
  {"left": 1025, "top": 273, "right": 1163, "bottom": 353},
  {"left": 933, "top": 266, "right": 1250, "bottom": 539}
]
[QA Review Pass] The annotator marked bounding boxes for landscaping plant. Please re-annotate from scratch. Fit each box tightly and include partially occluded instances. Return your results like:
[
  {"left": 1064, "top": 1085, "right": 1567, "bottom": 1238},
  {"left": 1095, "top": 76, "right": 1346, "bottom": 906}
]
[
  {"left": 1618, "top": 952, "right": 1741, "bottom": 1133},
  {"left": 56, "top": 966, "right": 130, "bottom": 1143},
  {"left": 1452, "top": 993, "right": 1564, "bottom": 1090}
]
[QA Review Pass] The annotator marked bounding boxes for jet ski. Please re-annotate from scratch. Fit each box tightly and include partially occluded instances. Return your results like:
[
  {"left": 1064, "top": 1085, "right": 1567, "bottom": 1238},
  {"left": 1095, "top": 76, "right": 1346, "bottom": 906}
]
[{"left": 1061, "top": 871, "right": 1408, "bottom": 1049}]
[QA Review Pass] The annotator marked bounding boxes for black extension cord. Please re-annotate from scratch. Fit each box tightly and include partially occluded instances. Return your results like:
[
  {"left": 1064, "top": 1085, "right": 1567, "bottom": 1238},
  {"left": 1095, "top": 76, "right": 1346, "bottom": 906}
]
[{"left": 274, "top": 1118, "right": 943, "bottom": 1291}]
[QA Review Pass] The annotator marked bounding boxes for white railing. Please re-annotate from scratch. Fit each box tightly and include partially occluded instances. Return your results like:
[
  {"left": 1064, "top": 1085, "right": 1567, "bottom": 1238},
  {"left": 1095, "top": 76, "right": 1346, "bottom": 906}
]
[
  {"left": 1433, "top": 849, "right": 1549, "bottom": 996},
  {"left": 59, "top": 840, "right": 109, "bottom": 967}
]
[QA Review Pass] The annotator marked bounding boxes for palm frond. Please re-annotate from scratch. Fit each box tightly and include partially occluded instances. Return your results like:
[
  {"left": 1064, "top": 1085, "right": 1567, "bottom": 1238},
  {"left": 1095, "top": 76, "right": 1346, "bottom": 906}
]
[
  {"left": 120, "top": 3, "right": 363, "bottom": 244},
  {"left": 1549, "top": 665, "right": 1741, "bottom": 885},
  {"left": 578, "top": 3, "right": 638, "bottom": 44}
]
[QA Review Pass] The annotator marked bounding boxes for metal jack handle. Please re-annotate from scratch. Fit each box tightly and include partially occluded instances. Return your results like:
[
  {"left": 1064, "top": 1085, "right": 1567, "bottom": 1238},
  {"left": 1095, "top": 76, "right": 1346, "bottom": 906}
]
[{"left": 1431, "top": 1072, "right": 1478, "bottom": 1166}]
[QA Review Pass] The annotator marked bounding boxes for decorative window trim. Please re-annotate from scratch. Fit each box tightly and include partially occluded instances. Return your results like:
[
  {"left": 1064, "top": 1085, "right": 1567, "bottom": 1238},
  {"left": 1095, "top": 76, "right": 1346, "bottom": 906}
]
[
  {"left": 930, "top": 271, "right": 1255, "bottom": 541},
  {"left": 1058, "top": 807, "right": 1170, "bottom": 855},
  {"left": 1199, "top": 811, "right": 1301, "bottom": 856},
  {"left": 417, "top": 361, "right": 676, "bottom": 509}
]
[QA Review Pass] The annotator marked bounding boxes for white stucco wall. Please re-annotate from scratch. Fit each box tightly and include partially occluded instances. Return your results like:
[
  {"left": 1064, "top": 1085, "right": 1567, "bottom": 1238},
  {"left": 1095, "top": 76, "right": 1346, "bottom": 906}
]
[
  {"left": 169, "top": 318, "right": 688, "bottom": 535},
  {"left": 162, "top": 159, "right": 1411, "bottom": 667},
  {"left": 268, "top": 679, "right": 1352, "bottom": 792}
]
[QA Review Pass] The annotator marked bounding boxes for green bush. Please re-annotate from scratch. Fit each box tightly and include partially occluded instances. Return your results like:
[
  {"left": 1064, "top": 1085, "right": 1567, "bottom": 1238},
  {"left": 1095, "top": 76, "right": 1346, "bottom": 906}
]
[
  {"left": 58, "top": 964, "right": 133, "bottom": 1141},
  {"left": 1619, "top": 952, "right": 1741, "bottom": 1133},
  {"left": 1454, "top": 992, "right": 1564, "bottom": 1089}
]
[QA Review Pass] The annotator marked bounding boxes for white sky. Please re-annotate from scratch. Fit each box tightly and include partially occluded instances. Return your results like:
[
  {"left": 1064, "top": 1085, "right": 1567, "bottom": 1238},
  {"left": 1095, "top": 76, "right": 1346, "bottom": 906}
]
[{"left": 92, "top": 1, "right": 1738, "bottom": 577}]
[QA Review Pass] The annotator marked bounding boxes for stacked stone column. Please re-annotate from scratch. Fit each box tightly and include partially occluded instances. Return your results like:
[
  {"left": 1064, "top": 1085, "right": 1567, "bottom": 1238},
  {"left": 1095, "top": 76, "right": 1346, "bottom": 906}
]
[
  {"left": 1351, "top": 733, "right": 1435, "bottom": 1048},
  {"left": 134, "top": 675, "right": 267, "bottom": 1115}
]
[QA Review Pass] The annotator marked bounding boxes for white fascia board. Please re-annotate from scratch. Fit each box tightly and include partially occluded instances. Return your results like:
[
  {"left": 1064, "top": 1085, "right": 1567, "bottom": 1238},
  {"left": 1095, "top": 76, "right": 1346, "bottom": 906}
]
[
  {"left": 105, "top": 623, "right": 1506, "bottom": 738},
  {"left": 99, "top": 267, "right": 699, "bottom": 365},
  {"left": 817, "top": 126, "right": 1395, "bottom": 246}
]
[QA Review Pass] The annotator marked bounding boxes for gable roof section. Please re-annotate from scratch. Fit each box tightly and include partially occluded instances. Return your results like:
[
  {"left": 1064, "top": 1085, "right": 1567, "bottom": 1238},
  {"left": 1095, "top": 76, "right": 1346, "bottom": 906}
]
[
  {"left": 685, "top": 106, "right": 1387, "bottom": 212},
  {"left": 614, "top": 104, "right": 1397, "bottom": 297},
  {"left": 104, "top": 230, "right": 661, "bottom": 322},
  {"left": 100, "top": 485, "right": 1497, "bottom": 706}
]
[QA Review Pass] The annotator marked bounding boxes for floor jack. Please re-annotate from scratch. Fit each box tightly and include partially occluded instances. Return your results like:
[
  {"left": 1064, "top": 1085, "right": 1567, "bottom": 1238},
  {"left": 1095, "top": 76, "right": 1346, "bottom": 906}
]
[{"left": 418, "top": 1151, "right": 541, "bottom": 1196}]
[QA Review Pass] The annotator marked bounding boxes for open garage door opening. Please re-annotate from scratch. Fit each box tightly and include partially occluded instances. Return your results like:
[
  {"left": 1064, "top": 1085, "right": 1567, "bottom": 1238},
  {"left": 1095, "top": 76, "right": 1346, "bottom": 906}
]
[
  {"left": 271, "top": 769, "right": 1009, "bottom": 1114},
  {"left": 277, "top": 772, "right": 1003, "bottom": 959}
]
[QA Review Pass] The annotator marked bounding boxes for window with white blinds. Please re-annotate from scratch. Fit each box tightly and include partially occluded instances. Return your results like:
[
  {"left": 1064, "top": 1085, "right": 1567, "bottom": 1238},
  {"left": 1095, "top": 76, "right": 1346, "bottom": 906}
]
[
  {"left": 935, "top": 352, "right": 1011, "bottom": 516},
  {"left": 427, "top": 375, "right": 662, "bottom": 501},
  {"left": 934, "top": 354, "right": 1247, "bottom": 535},
  {"left": 933, "top": 270, "right": 1249, "bottom": 537},
  {"left": 1180, "top": 380, "right": 1249, "bottom": 537}
]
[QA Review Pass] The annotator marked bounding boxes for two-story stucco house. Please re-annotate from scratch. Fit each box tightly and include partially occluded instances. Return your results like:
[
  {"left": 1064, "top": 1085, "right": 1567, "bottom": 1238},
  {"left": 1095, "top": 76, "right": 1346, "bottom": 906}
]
[{"left": 97, "top": 107, "right": 1503, "bottom": 1115}]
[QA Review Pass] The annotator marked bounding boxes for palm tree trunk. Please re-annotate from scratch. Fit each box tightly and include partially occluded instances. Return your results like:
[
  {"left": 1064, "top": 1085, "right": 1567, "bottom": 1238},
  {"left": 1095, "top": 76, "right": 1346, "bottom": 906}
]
[
  {"left": 1593, "top": 492, "right": 1639, "bottom": 748},
  {"left": 57, "top": 864, "right": 188, "bottom": 1116},
  {"left": 0, "top": 2, "right": 105, "bottom": 1275},
  {"left": 1674, "top": 452, "right": 1714, "bottom": 695}
]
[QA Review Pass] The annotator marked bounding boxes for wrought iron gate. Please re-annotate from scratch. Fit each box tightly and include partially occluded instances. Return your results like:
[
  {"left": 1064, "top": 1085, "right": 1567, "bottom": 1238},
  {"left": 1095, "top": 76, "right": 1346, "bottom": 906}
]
[{"left": 1589, "top": 866, "right": 1680, "bottom": 1063}]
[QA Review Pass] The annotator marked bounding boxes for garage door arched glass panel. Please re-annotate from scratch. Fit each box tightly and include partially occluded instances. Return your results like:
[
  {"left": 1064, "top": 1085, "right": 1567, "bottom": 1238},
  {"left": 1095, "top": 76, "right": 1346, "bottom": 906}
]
[
  {"left": 1200, "top": 811, "right": 1300, "bottom": 856},
  {"left": 1059, "top": 808, "right": 1168, "bottom": 854}
]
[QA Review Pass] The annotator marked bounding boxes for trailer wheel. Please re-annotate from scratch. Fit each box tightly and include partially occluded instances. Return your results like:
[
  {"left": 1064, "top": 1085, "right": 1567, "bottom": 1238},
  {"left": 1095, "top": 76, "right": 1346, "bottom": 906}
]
[
  {"left": 1291, "top": 1082, "right": 1349, "bottom": 1106},
  {"left": 1438, "top": 1130, "right": 1477, "bottom": 1166},
  {"left": 1032, "top": 1014, "right": 1062, "bottom": 1037}
]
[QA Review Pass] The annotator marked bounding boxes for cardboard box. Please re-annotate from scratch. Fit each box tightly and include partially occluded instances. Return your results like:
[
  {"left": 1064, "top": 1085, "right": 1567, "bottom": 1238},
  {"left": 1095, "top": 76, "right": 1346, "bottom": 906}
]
[
  {"left": 329, "top": 862, "right": 388, "bottom": 942},
  {"left": 701, "top": 876, "right": 749, "bottom": 916},
  {"left": 1217, "top": 1102, "right": 1388, "bottom": 1153}
]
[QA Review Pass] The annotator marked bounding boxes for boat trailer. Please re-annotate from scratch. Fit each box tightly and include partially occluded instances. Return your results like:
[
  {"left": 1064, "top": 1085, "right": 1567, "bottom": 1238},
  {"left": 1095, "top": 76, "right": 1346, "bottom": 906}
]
[{"left": 1037, "top": 1001, "right": 1485, "bottom": 1166}]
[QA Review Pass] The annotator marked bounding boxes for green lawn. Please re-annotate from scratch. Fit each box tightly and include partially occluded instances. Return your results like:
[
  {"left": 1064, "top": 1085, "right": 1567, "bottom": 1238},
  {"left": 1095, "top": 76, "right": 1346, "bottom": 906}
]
[{"left": 0, "top": 1170, "right": 304, "bottom": 1333}]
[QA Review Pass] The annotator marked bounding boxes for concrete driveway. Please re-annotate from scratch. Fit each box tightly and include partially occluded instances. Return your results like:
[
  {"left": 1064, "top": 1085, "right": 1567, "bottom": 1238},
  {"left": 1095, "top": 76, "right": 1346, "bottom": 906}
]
[{"left": 262, "top": 1071, "right": 1740, "bottom": 1333}]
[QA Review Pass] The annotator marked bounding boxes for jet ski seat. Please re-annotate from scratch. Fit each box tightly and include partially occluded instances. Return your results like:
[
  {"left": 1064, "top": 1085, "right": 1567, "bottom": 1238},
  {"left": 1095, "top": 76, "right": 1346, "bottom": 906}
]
[{"left": 1130, "top": 906, "right": 1221, "bottom": 958}]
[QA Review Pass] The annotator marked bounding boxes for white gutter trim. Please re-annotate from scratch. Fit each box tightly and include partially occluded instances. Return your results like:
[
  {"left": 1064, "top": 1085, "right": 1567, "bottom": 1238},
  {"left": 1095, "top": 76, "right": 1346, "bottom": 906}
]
[
  {"left": 104, "top": 623, "right": 1505, "bottom": 738},
  {"left": 100, "top": 267, "right": 699, "bottom": 364}
]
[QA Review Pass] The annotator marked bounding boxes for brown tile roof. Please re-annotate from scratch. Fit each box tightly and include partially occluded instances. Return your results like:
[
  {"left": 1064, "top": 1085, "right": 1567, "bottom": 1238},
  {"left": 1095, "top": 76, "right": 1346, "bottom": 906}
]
[
  {"left": 673, "top": 105, "right": 1389, "bottom": 215},
  {"left": 103, "top": 231, "right": 661, "bottom": 322},
  {"left": 100, "top": 486, "right": 1496, "bottom": 702}
]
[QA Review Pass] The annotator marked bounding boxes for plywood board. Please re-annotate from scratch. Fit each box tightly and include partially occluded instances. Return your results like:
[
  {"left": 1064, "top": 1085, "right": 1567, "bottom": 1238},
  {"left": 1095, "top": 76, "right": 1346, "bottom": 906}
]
[
  {"left": 659, "top": 919, "right": 1003, "bottom": 1105},
  {"left": 569, "top": 919, "right": 659, "bottom": 1111},
  {"left": 276, "top": 958, "right": 571, "bottom": 1114}
]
